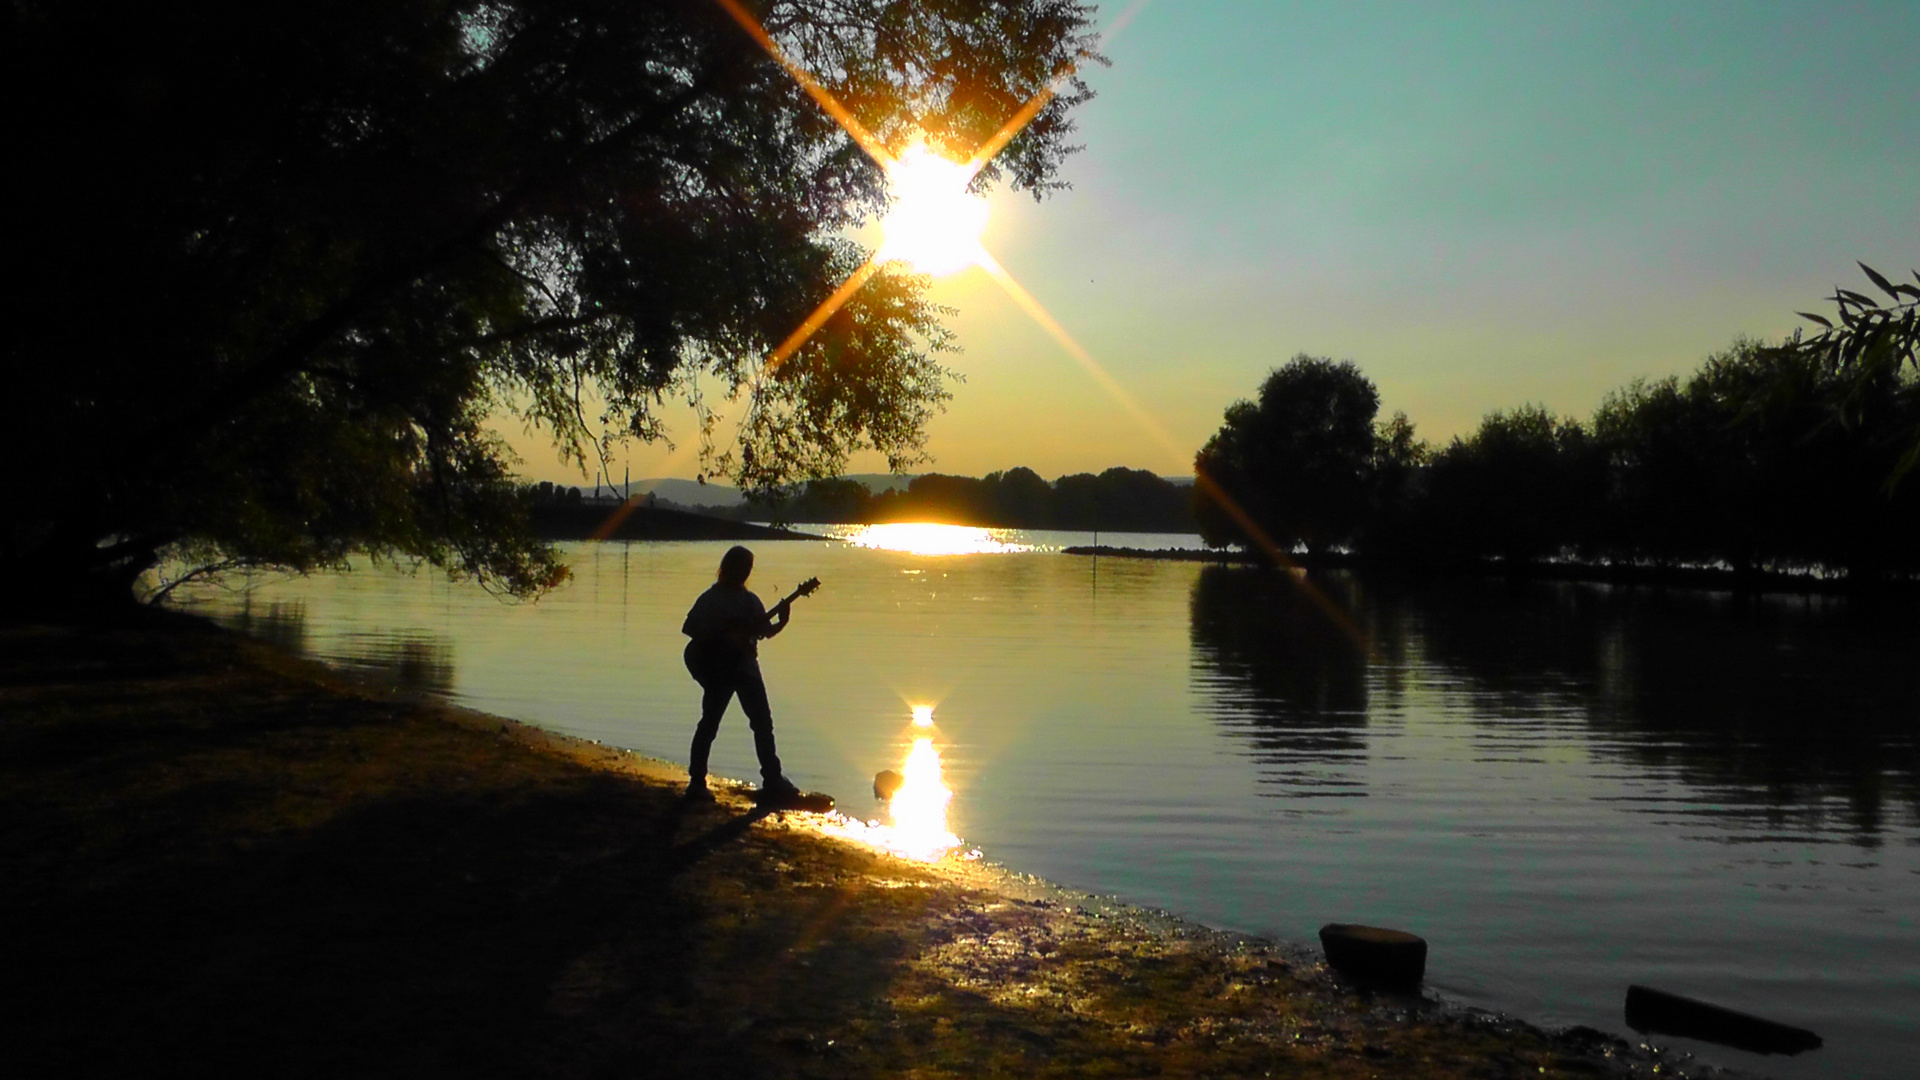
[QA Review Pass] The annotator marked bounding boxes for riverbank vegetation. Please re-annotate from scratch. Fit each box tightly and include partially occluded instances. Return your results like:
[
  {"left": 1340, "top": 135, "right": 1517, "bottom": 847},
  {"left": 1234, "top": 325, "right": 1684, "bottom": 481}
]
[
  {"left": 1197, "top": 266, "right": 1920, "bottom": 586},
  {"left": 5, "top": 615, "right": 1718, "bottom": 1078}
]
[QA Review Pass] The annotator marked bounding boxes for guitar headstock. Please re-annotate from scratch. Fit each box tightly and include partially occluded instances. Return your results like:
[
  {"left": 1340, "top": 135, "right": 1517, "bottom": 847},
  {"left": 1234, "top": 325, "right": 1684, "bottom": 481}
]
[{"left": 793, "top": 576, "right": 822, "bottom": 598}]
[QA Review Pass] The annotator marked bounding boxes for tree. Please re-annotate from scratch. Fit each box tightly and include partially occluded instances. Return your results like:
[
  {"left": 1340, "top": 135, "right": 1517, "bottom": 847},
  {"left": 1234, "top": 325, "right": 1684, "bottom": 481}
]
[
  {"left": 5, "top": 0, "right": 1100, "bottom": 615},
  {"left": 1595, "top": 338, "right": 1920, "bottom": 579},
  {"left": 1767, "top": 262, "right": 1920, "bottom": 487},
  {"left": 1419, "top": 405, "right": 1605, "bottom": 564},
  {"left": 982, "top": 467, "right": 1054, "bottom": 526},
  {"left": 1351, "top": 409, "right": 1432, "bottom": 563},
  {"left": 1193, "top": 355, "right": 1381, "bottom": 554}
]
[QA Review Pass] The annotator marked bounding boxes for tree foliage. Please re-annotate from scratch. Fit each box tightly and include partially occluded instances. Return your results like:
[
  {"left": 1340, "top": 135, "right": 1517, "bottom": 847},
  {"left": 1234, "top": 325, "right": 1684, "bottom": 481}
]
[
  {"left": 1766, "top": 262, "right": 1920, "bottom": 487},
  {"left": 1192, "top": 355, "right": 1401, "bottom": 554},
  {"left": 5, "top": 0, "right": 1100, "bottom": 613},
  {"left": 1420, "top": 405, "right": 1604, "bottom": 564},
  {"left": 1193, "top": 264, "right": 1918, "bottom": 582},
  {"left": 1591, "top": 339, "right": 1920, "bottom": 577}
]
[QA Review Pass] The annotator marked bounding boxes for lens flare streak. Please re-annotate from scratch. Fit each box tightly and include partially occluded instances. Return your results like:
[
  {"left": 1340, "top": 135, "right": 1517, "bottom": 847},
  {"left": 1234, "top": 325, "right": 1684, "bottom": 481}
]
[
  {"left": 707, "top": 0, "right": 1368, "bottom": 654},
  {"left": 709, "top": 0, "right": 893, "bottom": 168}
]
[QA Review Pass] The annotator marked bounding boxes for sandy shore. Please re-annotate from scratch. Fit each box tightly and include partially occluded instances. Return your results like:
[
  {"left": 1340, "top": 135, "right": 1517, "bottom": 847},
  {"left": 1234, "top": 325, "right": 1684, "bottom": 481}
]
[{"left": 2, "top": 613, "right": 1751, "bottom": 1078}]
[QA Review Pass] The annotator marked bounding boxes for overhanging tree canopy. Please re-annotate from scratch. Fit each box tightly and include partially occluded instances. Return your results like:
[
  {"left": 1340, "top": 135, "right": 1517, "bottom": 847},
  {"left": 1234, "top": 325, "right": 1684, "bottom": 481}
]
[{"left": 5, "top": 0, "right": 1099, "bottom": 612}]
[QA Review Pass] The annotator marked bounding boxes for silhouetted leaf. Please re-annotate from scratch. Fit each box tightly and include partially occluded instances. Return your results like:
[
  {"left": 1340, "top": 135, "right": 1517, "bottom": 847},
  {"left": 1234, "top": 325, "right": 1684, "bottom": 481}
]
[
  {"left": 1837, "top": 289, "right": 1881, "bottom": 308},
  {"left": 1797, "top": 312, "right": 1834, "bottom": 328},
  {"left": 1860, "top": 262, "right": 1900, "bottom": 300}
]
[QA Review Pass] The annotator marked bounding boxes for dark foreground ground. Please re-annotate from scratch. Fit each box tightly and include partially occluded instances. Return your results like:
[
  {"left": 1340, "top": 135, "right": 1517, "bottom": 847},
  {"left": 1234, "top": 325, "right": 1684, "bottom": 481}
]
[{"left": 1, "top": 615, "right": 1747, "bottom": 1079}]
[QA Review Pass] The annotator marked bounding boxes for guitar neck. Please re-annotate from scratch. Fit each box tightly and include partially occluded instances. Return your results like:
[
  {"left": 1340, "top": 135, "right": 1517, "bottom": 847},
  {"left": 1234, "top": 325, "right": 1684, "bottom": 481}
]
[{"left": 774, "top": 578, "right": 820, "bottom": 612}]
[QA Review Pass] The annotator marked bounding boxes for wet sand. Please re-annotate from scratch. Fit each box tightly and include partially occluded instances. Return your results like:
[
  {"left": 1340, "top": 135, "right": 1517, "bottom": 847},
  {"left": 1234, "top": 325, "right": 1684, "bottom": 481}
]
[{"left": 2, "top": 614, "right": 1752, "bottom": 1078}]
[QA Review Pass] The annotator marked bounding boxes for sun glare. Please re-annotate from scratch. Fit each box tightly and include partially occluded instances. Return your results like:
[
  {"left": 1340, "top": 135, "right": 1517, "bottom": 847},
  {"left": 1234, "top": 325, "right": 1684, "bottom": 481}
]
[
  {"left": 818, "top": 703, "right": 965, "bottom": 863},
  {"left": 885, "top": 736, "right": 961, "bottom": 860},
  {"left": 843, "top": 523, "right": 1029, "bottom": 555},
  {"left": 878, "top": 144, "right": 988, "bottom": 276}
]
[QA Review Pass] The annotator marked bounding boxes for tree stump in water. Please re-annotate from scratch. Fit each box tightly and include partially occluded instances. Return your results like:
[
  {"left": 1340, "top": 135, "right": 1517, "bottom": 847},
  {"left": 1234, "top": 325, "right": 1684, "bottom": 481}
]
[
  {"left": 1625, "top": 985, "right": 1822, "bottom": 1055},
  {"left": 1318, "top": 923, "right": 1427, "bottom": 991}
]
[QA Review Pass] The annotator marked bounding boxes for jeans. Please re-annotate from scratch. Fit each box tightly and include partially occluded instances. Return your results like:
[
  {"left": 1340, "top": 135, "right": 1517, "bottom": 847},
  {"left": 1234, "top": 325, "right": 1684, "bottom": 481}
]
[{"left": 686, "top": 649, "right": 782, "bottom": 783}]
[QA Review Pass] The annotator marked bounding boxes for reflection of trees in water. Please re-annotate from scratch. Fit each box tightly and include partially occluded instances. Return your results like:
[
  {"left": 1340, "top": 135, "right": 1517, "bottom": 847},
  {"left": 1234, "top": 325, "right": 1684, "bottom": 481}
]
[
  {"left": 225, "top": 599, "right": 309, "bottom": 655},
  {"left": 222, "top": 599, "right": 453, "bottom": 696},
  {"left": 336, "top": 634, "right": 455, "bottom": 696},
  {"left": 1399, "top": 578, "right": 1920, "bottom": 840},
  {"left": 1189, "top": 567, "right": 1920, "bottom": 836},
  {"left": 1188, "top": 566, "right": 1375, "bottom": 800}
]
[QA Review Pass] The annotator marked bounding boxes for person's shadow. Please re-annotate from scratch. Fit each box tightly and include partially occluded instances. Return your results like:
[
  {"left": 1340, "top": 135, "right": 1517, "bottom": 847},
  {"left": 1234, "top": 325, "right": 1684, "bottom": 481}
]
[{"left": 664, "top": 802, "right": 775, "bottom": 872}]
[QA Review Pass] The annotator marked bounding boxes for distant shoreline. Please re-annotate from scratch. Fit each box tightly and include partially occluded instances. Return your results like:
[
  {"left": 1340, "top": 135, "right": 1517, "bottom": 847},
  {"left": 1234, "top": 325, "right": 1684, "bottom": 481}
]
[
  {"left": 526, "top": 502, "right": 825, "bottom": 542},
  {"left": 1065, "top": 545, "right": 1920, "bottom": 597}
]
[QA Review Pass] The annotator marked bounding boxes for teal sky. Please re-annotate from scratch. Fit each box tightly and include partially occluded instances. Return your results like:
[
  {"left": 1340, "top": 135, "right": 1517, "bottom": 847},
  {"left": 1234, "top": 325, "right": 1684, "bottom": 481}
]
[{"left": 508, "top": 0, "right": 1920, "bottom": 486}]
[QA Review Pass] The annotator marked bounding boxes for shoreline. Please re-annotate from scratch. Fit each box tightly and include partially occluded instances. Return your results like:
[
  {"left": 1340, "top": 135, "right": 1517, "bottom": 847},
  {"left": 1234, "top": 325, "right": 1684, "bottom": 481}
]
[
  {"left": 527, "top": 501, "right": 826, "bottom": 542},
  {"left": 1063, "top": 545, "right": 1919, "bottom": 598},
  {"left": 3, "top": 613, "right": 1752, "bottom": 1078}
]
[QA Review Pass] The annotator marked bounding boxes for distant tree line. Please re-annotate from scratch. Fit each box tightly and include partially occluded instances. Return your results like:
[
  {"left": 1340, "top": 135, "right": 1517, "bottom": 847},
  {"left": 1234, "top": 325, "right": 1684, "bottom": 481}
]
[
  {"left": 720, "top": 467, "right": 1195, "bottom": 531},
  {"left": 522, "top": 482, "right": 586, "bottom": 505},
  {"left": 1198, "top": 265, "right": 1920, "bottom": 582}
]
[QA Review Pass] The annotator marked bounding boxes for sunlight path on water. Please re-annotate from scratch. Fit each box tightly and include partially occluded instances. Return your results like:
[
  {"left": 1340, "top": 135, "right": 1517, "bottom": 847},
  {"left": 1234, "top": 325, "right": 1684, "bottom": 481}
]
[
  {"left": 822, "top": 713, "right": 968, "bottom": 862},
  {"left": 837, "top": 523, "right": 1033, "bottom": 556}
]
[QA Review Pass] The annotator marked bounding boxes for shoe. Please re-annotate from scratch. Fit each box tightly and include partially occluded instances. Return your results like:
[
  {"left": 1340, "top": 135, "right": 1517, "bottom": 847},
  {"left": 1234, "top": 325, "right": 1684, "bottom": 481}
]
[
  {"left": 683, "top": 781, "right": 716, "bottom": 804},
  {"left": 755, "top": 775, "right": 803, "bottom": 806}
]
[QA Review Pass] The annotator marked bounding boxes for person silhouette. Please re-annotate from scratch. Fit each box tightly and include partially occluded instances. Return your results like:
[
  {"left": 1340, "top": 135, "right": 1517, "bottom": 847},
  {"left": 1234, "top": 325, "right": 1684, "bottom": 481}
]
[{"left": 680, "top": 545, "right": 801, "bottom": 805}]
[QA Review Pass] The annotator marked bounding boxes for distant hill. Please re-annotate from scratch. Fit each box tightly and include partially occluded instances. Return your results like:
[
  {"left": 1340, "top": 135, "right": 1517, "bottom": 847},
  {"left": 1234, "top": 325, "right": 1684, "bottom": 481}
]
[
  {"left": 619, "top": 478, "right": 743, "bottom": 508},
  {"left": 837, "top": 473, "right": 918, "bottom": 494},
  {"left": 554, "top": 474, "right": 924, "bottom": 508},
  {"left": 549, "top": 471, "right": 1184, "bottom": 507},
  {"left": 525, "top": 502, "right": 822, "bottom": 542}
]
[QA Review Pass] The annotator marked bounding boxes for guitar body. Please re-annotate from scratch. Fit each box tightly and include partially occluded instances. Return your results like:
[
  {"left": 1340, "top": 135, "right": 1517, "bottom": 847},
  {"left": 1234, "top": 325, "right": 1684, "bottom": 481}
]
[{"left": 683, "top": 638, "right": 744, "bottom": 687}]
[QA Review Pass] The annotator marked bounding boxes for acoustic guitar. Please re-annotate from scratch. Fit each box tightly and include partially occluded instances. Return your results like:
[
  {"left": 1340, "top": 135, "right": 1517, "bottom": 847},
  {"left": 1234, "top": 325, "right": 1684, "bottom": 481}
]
[{"left": 684, "top": 577, "right": 822, "bottom": 687}]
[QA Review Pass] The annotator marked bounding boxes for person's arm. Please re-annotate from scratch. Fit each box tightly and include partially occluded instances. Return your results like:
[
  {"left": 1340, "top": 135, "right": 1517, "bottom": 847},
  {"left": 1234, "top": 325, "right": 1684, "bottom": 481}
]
[{"left": 762, "top": 598, "right": 791, "bottom": 639}]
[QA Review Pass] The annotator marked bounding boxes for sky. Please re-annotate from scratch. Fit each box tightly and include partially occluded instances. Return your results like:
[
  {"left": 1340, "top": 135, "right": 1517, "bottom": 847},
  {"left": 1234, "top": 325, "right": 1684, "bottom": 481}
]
[{"left": 499, "top": 0, "right": 1920, "bottom": 488}]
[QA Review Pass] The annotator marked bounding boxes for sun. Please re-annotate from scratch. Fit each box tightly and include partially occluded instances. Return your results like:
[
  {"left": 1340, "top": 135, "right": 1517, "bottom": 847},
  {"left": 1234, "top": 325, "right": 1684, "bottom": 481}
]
[{"left": 878, "top": 144, "right": 989, "bottom": 276}]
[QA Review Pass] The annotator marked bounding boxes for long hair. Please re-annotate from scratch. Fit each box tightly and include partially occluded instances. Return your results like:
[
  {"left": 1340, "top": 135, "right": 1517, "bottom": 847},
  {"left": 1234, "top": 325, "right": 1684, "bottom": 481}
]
[{"left": 717, "top": 545, "right": 754, "bottom": 586}]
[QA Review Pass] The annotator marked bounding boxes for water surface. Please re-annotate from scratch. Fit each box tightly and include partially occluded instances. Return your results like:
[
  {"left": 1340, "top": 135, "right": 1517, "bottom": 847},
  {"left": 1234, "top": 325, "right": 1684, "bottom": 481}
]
[{"left": 173, "top": 533, "right": 1920, "bottom": 1078}]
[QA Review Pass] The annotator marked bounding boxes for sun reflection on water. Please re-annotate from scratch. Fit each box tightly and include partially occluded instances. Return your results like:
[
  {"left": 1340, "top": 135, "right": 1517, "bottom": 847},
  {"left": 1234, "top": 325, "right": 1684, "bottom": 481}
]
[
  {"left": 841, "top": 522, "right": 1030, "bottom": 556},
  {"left": 822, "top": 706, "right": 967, "bottom": 862},
  {"left": 885, "top": 736, "right": 959, "bottom": 859}
]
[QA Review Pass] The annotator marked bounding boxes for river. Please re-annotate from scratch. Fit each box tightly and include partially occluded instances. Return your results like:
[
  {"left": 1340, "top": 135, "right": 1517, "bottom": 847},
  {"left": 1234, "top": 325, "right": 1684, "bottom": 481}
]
[{"left": 167, "top": 527, "right": 1920, "bottom": 1078}]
